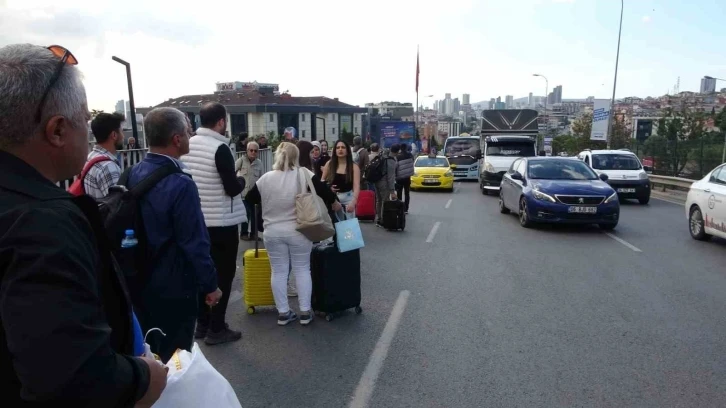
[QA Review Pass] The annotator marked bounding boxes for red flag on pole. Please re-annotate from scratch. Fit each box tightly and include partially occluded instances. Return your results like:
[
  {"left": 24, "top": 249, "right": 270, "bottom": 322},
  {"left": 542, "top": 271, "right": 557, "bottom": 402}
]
[{"left": 415, "top": 48, "right": 420, "bottom": 93}]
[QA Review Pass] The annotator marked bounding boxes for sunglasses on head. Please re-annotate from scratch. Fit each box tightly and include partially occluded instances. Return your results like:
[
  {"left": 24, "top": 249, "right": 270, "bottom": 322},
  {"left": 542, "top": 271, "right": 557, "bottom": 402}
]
[{"left": 35, "top": 45, "right": 78, "bottom": 123}]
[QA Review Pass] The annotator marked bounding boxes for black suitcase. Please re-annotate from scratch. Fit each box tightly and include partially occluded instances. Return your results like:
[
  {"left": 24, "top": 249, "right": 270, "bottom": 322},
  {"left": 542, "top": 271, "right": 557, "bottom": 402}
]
[
  {"left": 382, "top": 200, "right": 406, "bottom": 231},
  {"left": 311, "top": 242, "right": 362, "bottom": 321}
]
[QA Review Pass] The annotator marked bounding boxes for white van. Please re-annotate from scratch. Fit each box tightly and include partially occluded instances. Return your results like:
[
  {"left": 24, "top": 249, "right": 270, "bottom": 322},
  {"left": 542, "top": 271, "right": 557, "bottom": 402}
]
[{"left": 577, "top": 149, "right": 652, "bottom": 205}]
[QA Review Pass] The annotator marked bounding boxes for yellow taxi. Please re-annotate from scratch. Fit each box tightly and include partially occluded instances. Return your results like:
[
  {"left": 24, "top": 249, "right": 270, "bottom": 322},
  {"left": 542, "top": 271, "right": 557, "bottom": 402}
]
[{"left": 410, "top": 155, "right": 455, "bottom": 192}]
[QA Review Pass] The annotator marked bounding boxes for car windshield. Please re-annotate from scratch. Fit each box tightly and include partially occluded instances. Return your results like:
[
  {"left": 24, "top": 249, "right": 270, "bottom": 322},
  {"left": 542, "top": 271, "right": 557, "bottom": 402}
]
[
  {"left": 415, "top": 157, "right": 449, "bottom": 167},
  {"left": 592, "top": 154, "right": 642, "bottom": 170},
  {"left": 528, "top": 160, "right": 598, "bottom": 180},
  {"left": 486, "top": 142, "right": 536, "bottom": 157},
  {"left": 444, "top": 138, "right": 479, "bottom": 156}
]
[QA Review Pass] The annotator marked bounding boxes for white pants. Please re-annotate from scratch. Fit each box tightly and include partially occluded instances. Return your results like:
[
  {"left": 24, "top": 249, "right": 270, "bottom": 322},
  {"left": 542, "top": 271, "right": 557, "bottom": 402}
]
[{"left": 264, "top": 234, "right": 313, "bottom": 313}]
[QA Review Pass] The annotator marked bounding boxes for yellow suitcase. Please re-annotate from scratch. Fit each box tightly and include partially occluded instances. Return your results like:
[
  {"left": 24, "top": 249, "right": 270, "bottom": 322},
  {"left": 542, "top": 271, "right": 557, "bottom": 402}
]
[{"left": 242, "top": 209, "right": 275, "bottom": 314}]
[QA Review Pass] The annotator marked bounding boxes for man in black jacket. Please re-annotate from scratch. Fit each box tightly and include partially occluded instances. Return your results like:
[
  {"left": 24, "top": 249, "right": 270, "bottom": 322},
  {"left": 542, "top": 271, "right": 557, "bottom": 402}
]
[{"left": 0, "top": 43, "right": 166, "bottom": 407}]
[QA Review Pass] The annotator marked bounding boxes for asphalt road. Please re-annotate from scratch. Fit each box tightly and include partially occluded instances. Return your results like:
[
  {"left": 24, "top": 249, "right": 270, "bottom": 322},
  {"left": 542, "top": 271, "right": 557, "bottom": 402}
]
[{"left": 200, "top": 182, "right": 726, "bottom": 408}]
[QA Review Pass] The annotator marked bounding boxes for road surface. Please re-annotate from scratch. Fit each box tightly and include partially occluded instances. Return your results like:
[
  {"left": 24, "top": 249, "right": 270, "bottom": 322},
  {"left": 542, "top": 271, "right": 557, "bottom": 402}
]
[{"left": 201, "top": 182, "right": 726, "bottom": 408}]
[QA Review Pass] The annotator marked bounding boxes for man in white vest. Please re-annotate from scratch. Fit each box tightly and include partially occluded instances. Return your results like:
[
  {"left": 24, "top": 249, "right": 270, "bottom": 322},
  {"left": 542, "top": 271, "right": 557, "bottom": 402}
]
[{"left": 181, "top": 102, "right": 245, "bottom": 345}]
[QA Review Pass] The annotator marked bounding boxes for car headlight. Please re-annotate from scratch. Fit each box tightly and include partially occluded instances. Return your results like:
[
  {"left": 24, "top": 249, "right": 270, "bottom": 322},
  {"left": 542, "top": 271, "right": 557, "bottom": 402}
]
[
  {"left": 604, "top": 192, "right": 618, "bottom": 203},
  {"left": 444, "top": 170, "right": 453, "bottom": 177},
  {"left": 484, "top": 162, "right": 495, "bottom": 173},
  {"left": 639, "top": 171, "right": 648, "bottom": 180},
  {"left": 532, "top": 189, "right": 556, "bottom": 203}
]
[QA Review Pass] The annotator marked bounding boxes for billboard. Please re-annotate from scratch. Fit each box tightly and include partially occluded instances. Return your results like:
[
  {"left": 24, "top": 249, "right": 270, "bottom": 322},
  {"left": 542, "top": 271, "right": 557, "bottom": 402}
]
[
  {"left": 591, "top": 99, "right": 611, "bottom": 141},
  {"left": 379, "top": 121, "right": 415, "bottom": 148},
  {"left": 216, "top": 82, "right": 235, "bottom": 92}
]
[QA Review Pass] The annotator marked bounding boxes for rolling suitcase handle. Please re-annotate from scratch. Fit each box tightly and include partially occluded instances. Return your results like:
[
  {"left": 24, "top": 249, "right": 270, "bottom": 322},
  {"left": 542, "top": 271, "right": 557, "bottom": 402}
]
[{"left": 254, "top": 204, "right": 260, "bottom": 258}]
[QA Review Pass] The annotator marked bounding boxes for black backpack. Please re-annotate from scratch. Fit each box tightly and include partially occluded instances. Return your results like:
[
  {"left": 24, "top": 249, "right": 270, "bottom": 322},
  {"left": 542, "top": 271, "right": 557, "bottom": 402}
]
[
  {"left": 97, "top": 164, "right": 183, "bottom": 289},
  {"left": 364, "top": 155, "right": 391, "bottom": 183}
]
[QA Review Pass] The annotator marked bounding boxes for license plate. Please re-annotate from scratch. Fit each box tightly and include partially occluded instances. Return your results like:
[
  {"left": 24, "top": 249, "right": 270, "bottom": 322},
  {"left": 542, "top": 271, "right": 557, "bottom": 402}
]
[
  {"left": 617, "top": 188, "right": 636, "bottom": 193},
  {"left": 568, "top": 206, "right": 597, "bottom": 214},
  {"left": 423, "top": 180, "right": 438, "bottom": 184}
]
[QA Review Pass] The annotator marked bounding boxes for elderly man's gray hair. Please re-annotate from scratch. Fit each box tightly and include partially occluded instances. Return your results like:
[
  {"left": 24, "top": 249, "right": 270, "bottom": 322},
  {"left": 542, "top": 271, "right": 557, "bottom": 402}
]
[
  {"left": 0, "top": 44, "right": 88, "bottom": 150},
  {"left": 144, "top": 107, "right": 188, "bottom": 147}
]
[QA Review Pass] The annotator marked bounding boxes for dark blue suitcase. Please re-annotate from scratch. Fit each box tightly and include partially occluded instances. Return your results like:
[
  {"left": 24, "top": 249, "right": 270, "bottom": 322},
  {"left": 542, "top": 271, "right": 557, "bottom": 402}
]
[{"left": 310, "top": 242, "right": 362, "bottom": 321}]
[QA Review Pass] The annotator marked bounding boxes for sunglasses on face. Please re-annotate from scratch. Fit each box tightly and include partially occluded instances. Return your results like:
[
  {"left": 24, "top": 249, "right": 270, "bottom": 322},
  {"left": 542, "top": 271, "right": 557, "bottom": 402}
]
[{"left": 35, "top": 45, "right": 78, "bottom": 123}]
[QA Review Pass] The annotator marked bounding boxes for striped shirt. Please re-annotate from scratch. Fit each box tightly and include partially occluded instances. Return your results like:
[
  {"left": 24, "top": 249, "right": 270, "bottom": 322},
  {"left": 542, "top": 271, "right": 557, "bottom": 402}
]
[{"left": 84, "top": 145, "right": 122, "bottom": 199}]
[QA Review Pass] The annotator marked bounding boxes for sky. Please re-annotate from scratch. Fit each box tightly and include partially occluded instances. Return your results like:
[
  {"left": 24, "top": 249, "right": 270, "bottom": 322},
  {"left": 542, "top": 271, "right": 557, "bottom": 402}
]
[{"left": 1, "top": 0, "right": 725, "bottom": 111}]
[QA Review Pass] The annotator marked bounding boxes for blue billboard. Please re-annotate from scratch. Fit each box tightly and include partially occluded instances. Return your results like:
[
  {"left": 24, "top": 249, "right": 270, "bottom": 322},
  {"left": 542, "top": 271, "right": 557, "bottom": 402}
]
[{"left": 379, "top": 121, "right": 415, "bottom": 148}]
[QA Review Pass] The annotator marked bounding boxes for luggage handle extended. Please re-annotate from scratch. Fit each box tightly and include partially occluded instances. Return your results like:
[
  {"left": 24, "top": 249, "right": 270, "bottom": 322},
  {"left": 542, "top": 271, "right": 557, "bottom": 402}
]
[{"left": 254, "top": 204, "right": 260, "bottom": 258}]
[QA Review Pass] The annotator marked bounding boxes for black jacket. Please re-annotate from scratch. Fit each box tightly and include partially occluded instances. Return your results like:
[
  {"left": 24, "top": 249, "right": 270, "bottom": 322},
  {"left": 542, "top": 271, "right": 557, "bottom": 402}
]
[{"left": 0, "top": 151, "right": 149, "bottom": 407}]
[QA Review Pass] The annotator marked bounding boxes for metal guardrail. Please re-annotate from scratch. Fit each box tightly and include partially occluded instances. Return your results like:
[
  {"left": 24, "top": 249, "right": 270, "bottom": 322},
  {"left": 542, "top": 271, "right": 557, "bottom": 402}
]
[
  {"left": 57, "top": 147, "right": 273, "bottom": 191},
  {"left": 648, "top": 174, "right": 694, "bottom": 192}
]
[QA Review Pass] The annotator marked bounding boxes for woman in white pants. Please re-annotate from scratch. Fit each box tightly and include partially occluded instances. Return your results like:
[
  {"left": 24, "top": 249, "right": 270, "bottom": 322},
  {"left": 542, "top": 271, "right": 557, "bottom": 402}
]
[{"left": 245, "top": 142, "right": 341, "bottom": 326}]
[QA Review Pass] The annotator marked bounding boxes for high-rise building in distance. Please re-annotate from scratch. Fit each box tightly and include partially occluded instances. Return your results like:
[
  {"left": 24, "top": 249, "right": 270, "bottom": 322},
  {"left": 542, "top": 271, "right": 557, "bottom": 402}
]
[
  {"left": 462, "top": 93, "right": 470, "bottom": 105},
  {"left": 528, "top": 92, "right": 533, "bottom": 107},
  {"left": 553, "top": 85, "right": 563, "bottom": 103},
  {"left": 701, "top": 76, "right": 717, "bottom": 94},
  {"left": 505, "top": 95, "right": 514, "bottom": 108}
]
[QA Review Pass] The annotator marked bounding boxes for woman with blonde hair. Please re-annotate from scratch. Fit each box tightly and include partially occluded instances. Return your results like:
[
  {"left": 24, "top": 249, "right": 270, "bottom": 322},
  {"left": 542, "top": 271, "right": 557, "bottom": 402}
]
[{"left": 245, "top": 142, "right": 341, "bottom": 326}]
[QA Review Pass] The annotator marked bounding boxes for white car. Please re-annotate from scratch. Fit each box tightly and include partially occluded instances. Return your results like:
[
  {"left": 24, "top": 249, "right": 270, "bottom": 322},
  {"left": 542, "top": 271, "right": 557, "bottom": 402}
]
[{"left": 686, "top": 163, "right": 726, "bottom": 241}]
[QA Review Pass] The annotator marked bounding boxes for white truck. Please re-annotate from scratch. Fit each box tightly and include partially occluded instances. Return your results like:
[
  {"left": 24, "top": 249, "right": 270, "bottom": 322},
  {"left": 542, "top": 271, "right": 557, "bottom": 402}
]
[{"left": 478, "top": 109, "right": 539, "bottom": 195}]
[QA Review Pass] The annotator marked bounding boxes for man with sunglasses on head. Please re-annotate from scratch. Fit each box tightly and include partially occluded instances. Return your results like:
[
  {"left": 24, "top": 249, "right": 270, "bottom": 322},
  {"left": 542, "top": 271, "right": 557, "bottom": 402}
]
[{"left": 0, "top": 44, "right": 166, "bottom": 407}]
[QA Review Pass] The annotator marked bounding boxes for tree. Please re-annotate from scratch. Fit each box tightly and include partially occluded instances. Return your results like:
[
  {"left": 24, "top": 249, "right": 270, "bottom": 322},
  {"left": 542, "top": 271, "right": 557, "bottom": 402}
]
[
  {"left": 90, "top": 109, "right": 105, "bottom": 118},
  {"left": 609, "top": 115, "right": 630, "bottom": 150}
]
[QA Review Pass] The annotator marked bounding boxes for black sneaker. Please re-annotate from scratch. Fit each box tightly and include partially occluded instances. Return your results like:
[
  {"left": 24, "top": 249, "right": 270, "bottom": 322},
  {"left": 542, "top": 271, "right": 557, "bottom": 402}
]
[
  {"left": 194, "top": 323, "right": 208, "bottom": 339},
  {"left": 204, "top": 324, "right": 242, "bottom": 345},
  {"left": 277, "top": 310, "right": 298, "bottom": 326},
  {"left": 300, "top": 312, "right": 313, "bottom": 326}
]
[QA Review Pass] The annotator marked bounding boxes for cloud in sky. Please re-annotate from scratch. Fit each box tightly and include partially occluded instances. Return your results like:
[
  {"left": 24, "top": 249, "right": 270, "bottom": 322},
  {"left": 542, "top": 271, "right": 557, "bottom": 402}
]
[
  {"left": 642, "top": 15, "right": 652, "bottom": 23},
  {"left": 1, "top": 0, "right": 725, "bottom": 112}
]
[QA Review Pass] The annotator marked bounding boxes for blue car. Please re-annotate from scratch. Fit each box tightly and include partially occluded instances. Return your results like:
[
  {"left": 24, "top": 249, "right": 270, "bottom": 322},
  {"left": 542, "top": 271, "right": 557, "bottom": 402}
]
[{"left": 498, "top": 157, "right": 620, "bottom": 230}]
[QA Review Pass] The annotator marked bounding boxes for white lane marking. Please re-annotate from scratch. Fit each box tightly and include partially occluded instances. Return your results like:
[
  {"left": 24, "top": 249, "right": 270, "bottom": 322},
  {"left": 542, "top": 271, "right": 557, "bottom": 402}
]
[
  {"left": 445, "top": 199, "right": 453, "bottom": 209},
  {"left": 605, "top": 232, "right": 642, "bottom": 252},
  {"left": 349, "top": 290, "right": 410, "bottom": 408},
  {"left": 228, "top": 290, "right": 243, "bottom": 304},
  {"left": 425, "top": 222, "right": 441, "bottom": 243}
]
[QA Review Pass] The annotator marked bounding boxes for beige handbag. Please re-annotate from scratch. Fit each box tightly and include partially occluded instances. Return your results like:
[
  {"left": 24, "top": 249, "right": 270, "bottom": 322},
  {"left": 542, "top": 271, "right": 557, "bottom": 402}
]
[{"left": 295, "top": 168, "right": 335, "bottom": 241}]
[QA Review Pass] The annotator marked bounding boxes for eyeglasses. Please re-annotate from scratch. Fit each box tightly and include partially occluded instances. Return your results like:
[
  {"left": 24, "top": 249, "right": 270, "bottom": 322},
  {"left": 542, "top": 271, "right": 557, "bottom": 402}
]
[
  {"left": 248, "top": 149, "right": 258, "bottom": 153},
  {"left": 35, "top": 45, "right": 78, "bottom": 123}
]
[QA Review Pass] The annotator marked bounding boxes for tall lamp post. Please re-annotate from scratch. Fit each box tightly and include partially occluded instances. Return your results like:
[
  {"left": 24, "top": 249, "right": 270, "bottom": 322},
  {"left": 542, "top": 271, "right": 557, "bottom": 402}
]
[
  {"left": 605, "top": 0, "right": 624, "bottom": 150},
  {"left": 316, "top": 116, "right": 327, "bottom": 142},
  {"left": 705, "top": 76, "right": 726, "bottom": 163},
  {"left": 533, "top": 73, "right": 549, "bottom": 138},
  {"left": 111, "top": 56, "right": 139, "bottom": 145},
  {"left": 264, "top": 103, "right": 277, "bottom": 136}
]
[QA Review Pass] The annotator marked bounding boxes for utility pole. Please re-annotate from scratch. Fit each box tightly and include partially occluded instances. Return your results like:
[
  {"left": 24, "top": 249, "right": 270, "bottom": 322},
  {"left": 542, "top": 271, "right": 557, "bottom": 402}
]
[
  {"left": 606, "top": 0, "right": 624, "bottom": 150},
  {"left": 111, "top": 56, "right": 139, "bottom": 145}
]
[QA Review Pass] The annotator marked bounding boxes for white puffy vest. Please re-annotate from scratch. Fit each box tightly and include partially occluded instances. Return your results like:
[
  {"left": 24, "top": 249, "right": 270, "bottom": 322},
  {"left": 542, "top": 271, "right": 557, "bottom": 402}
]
[{"left": 181, "top": 128, "right": 247, "bottom": 227}]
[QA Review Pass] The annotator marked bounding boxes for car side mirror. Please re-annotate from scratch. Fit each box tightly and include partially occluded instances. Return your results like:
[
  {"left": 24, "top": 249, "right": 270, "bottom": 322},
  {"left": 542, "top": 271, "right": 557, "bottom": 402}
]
[
  {"left": 643, "top": 165, "right": 652, "bottom": 173},
  {"left": 476, "top": 152, "right": 482, "bottom": 160},
  {"left": 599, "top": 173, "right": 609, "bottom": 181},
  {"left": 450, "top": 164, "right": 457, "bottom": 169},
  {"left": 511, "top": 171, "right": 523, "bottom": 181}
]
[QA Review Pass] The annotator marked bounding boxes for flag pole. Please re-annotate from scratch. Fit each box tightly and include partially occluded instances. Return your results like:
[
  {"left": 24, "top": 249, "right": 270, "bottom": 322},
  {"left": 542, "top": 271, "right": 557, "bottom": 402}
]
[{"left": 415, "top": 45, "right": 419, "bottom": 152}]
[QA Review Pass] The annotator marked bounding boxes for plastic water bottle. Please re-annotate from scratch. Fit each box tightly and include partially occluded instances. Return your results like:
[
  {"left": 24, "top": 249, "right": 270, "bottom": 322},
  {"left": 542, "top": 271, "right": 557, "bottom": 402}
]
[{"left": 121, "top": 229, "right": 138, "bottom": 248}]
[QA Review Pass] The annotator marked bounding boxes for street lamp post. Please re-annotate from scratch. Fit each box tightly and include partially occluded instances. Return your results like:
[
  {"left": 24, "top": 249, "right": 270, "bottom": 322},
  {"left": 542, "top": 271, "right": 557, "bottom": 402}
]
[
  {"left": 705, "top": 76, "right": 726, "bottom": 163},
  {"left": 111, "top": 56, "right": 139, "bottom": 144},
  {"left": 533, "top": 73, "right": 549, "bottom": 140},
  {"left": 606, "top": 0, "right": 624, "bottom": 150},
  {"left": 316, "top": 116, "right": 327, "bottom": 142},
  {"left": 264, "top": 103, "right": 277, "bottom": 136}
]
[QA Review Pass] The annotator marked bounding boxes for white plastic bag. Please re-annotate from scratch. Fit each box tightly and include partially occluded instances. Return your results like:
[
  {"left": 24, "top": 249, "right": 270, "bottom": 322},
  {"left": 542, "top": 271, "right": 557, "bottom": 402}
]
[{"left": 152, "top": 343, "right": 242, "bottom": 408}]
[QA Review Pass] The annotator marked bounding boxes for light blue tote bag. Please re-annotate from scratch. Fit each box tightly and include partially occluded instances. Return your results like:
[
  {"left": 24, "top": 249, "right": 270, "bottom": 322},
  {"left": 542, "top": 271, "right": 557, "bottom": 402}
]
[{"left": 335, "top": 211, "right": 365, "bottom": 253}]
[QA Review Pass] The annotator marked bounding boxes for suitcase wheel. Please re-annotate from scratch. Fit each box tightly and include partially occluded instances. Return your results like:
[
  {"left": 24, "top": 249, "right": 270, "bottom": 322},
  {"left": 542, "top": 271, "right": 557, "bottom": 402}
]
[
  {"left": 355, "top": 306, "right": 363, "bottom": 314},
  {"left": 247, "top": 306, "right": 256, "bottom": 315}
]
